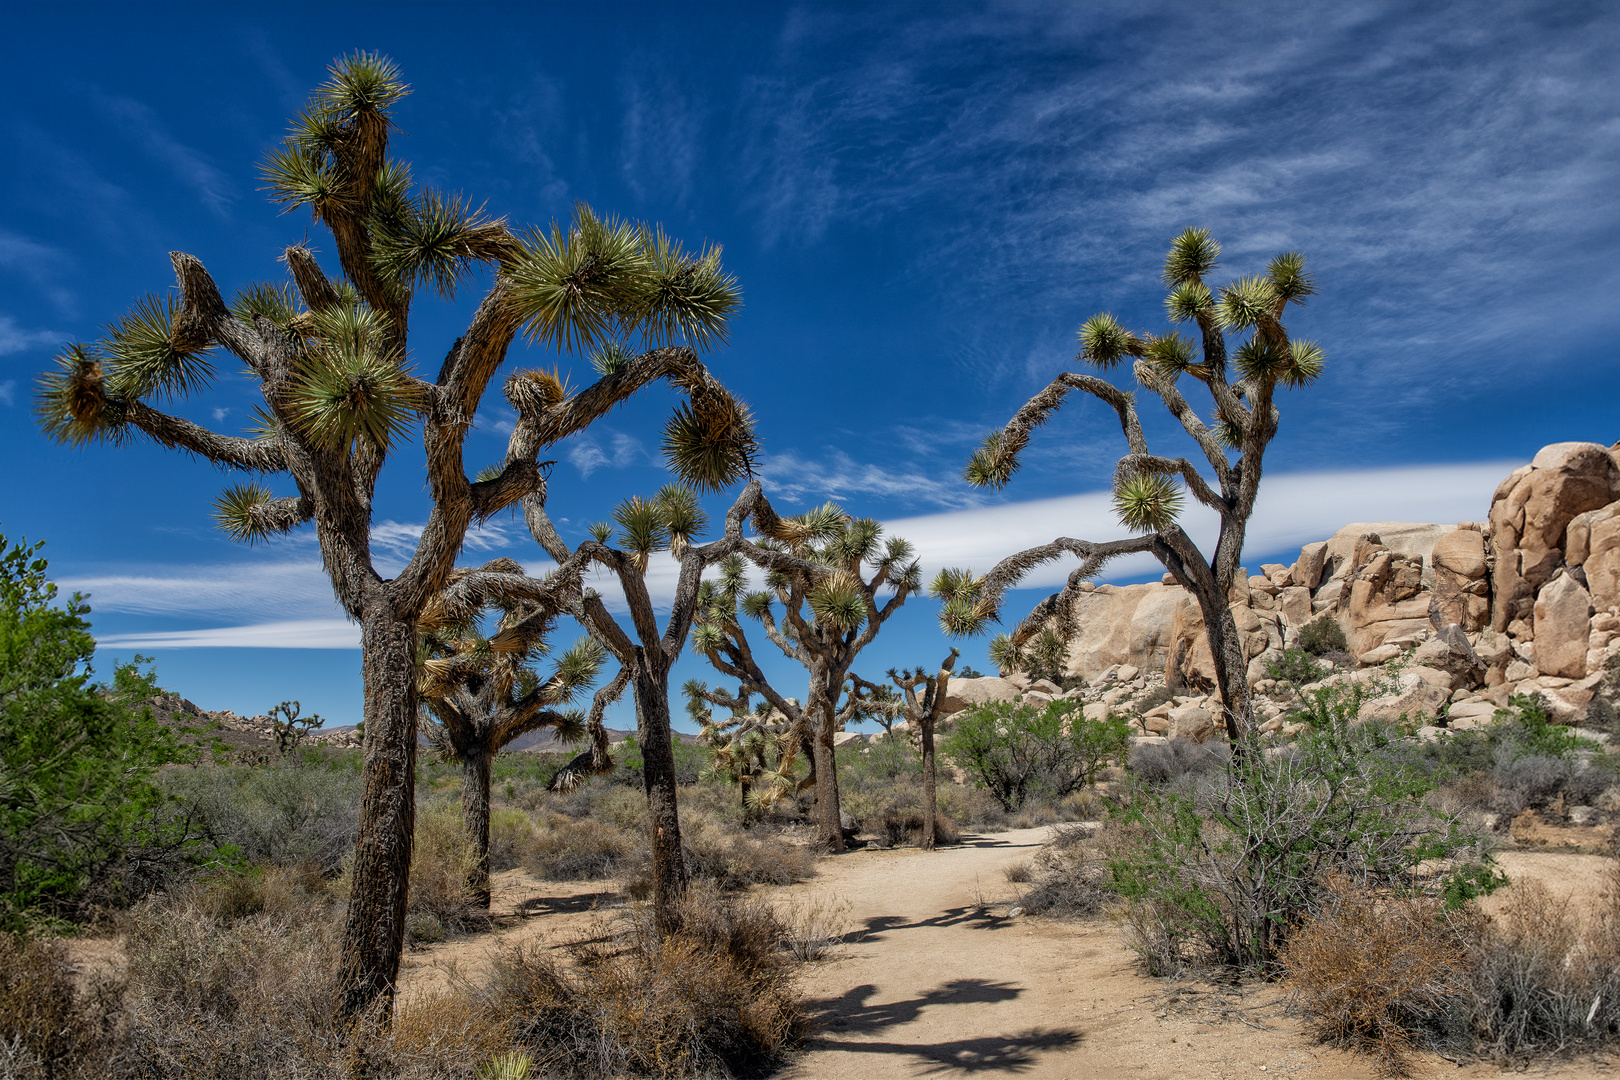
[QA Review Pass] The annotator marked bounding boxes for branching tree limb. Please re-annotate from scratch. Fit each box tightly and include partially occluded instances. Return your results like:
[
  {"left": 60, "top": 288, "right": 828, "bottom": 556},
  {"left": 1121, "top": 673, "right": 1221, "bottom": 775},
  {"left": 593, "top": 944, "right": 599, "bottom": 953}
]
[{"left": 941, "top": 230, "right": 1326, "bottom": 747}]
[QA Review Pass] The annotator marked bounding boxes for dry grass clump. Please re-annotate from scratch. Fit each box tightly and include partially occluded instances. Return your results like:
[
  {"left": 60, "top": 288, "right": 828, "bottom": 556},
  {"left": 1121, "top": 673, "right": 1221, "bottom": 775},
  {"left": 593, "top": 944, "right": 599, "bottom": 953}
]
[
  {"left": 0, "top": 934, "right": 121, "bottom": 1079},
  {"left": 526, "top": 817, "right": 636, "bottom": 881},
  {"left": 443, "top": 883, "right": 800, "bottom": 1078},
  {"left": 875, "top": 805, "right": 961, "bottom": 848},
  {"left": 623, "top": 812, "right": 815, "bottom": 896},
  {"left": 1014, "top": 825, "right": 1111, "bottom": 917},
  {"left": 1282, "top": 880, "right": 1478, "bottom": 1075}
]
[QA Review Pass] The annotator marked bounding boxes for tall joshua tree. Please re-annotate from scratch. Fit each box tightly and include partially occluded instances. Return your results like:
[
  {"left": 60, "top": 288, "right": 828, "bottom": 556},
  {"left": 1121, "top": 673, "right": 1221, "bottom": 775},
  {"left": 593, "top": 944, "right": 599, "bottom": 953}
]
[
  {"left": 849, "top": 648, "right": 958, "bottom": 850},
  {"left": 35, "top": 55, "right": 752, "bottom": 1017},
  {"left": 936, "top": 229, "right": 1324, "bottom": 745},
  {"left": 416, "top": 559, "right": 627, "bottom": 907},
  {"left": 692, "top": 511, "right": 922, "bottom": 852},
  {"left": 522, "top": 481, "right": 798, "bottom": 930}
]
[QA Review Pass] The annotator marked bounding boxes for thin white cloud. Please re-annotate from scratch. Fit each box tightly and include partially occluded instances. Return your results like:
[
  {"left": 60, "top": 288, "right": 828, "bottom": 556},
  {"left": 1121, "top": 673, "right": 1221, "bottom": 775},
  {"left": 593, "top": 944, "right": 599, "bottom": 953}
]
[
  {"left": 0, "top": 381, "right": 13, "bottom": 407},
  {"left": 211, "top": 406, "right": 229, "bottom": 423},
  {"left": 61, "top": 560, "right": 340, "bottom": 619},
  {"left": 566, "top": 432, "right": 646, "bottom": 478},
  {"left": 886, "top": 460, "right": 1520, "bottom": 589},
  {"left": 0, "top": 315, "right": 62, "bottom": 356},
  {"left": 85, "top": 88, "right": 235, "bottom": 217},
  {"left": 759, "top": 448, "right": 986, "bottom": 510},
  {"left": 99, "top": 619, "right": 360, "bottom": 650}
]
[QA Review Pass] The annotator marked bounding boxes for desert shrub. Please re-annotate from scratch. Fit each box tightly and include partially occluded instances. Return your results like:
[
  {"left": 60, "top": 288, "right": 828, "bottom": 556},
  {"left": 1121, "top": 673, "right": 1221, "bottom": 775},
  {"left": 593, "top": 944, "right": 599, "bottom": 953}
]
[
  {"left": 1298, "top": 614, "right": 1348, "bottom": 656},
  {"left": 1283, "top": 880, "right": 1479, "bottom": 1076},
  {"left": 875, "top": 803, "right": 961, "bottom": 848},
  {"left": 116, "top": 898, "right": 347, "bottom": 1077},
  {"left": 1267, "top": 648, "right": 1326, "bottom": 690},
  {"left": 539, "top": 783, "right": 648, "bottom": 832},
  {"left": 1474, "top": 872, "right": 1620, "bottom": 1057},
  {"left": 527, "top": 817, "right": 636, "bottom": 881},
  {"left": 0, "top": 933, "right": 120, "bottom": 1078},
  {"left": 489, "top": 807, "right": 540, "bottom": 873},
  {"left": 1109, "top": 683, "right": 1499, "bottom": 975},
  {"left": 164, "top": 761, "right": 360, "bottom": 873},
  {"left": 183, "top": 862, "right": 333, "bottom": 922},
  {"left": 1129, "top": 685, "right": 1177, "bottom": 718},
  {"left": 944, "top": 699, "right": 1128, "bottom": 812},
  {"left": 624, "top": 813, "right": 815, "bottom": 895},
  {"left": 406, "top": 799, "right": 490, "bottom": 939},
  {"left": 479, "top": 884, "right": 799, "bottom": 1077},
  {"left": 1128, "top": 737, "right": 1230, "bottom": 788},
  {"left": 774, "top": 893, "right": 852, "bottom": 961},
  {"left": 1017, "top": 825, "right": 1111, "bottom": 917},
  {"left": 933, "top": 784, "right": 1009, "bottom": 832},
  {"left": 0, "top": 534, "right": 211, "bottom": 924}
]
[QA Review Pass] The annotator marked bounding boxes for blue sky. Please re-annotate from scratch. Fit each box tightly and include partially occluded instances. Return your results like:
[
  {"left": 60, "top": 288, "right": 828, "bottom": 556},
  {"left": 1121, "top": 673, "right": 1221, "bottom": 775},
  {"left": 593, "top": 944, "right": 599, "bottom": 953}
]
[{"left": 3, "top": 2, "right": 1617, "bottom": 731}]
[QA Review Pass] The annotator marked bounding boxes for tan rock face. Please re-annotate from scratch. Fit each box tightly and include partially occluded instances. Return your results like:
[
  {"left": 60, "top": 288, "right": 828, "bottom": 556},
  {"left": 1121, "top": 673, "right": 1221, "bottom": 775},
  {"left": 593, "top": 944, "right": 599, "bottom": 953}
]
[
  {"left": 1345, "top": 546, "right": 1432, "bottom": 654},
  {"left": 1357, "top": 670, "right": 1450, "bottom": 725},
  {"left": 939, "top": 676, "right": 1021, "bottom": 715},
  {"left": 1490, "top": 442, "right": 1620, "bottom": 631},
  {"left": 1429, "top": 528, "right": 1490, "bottom": 631},
  {"left": 1534, "top": 572, "right": 1593, "bottom": 679},
  {"left": 1061, "top": 582, "right": 1188, "bottom": 682},
  {"left": 1168, "top": 704, "right": 1215, "bottom": 741},
  {"left": 1292, "top": 541, "right": 1329, "bottom": 590}
]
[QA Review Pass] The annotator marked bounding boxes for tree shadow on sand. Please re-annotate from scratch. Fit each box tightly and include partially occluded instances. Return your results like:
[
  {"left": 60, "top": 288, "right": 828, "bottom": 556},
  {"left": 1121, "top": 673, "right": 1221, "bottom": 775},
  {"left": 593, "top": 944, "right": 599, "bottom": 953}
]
[{"left": 794, "top": 979, "right": 1082, "bottom": 1074}]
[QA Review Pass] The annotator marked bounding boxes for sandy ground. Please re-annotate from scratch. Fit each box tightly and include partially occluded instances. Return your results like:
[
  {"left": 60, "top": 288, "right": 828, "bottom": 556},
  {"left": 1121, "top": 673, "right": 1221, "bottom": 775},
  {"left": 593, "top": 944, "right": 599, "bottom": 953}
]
[{"left": 58, "top": 826, "right": 1620, "bottom": 1078}]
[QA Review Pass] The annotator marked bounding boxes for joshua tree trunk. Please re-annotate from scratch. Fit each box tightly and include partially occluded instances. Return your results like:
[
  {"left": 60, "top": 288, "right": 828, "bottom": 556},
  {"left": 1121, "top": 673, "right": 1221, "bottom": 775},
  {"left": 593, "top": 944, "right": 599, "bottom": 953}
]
[
  {"left": 460, "top": 746, "right": 493, "bottom": 909},
  {"left": 337, "top": 611, "right": 418, "bottom": 1018},
  {"left": 808, "top": 669, "right": 847, "bottom": 853},
  {"left": 1194, "top": 588, "right": 1254, "bottom": 745},
  {"left": 633, "top": 662, "right": 689, "bottom": 933},
  {"left": 920, "top": 716, "right": 939, "bottom": 851}
]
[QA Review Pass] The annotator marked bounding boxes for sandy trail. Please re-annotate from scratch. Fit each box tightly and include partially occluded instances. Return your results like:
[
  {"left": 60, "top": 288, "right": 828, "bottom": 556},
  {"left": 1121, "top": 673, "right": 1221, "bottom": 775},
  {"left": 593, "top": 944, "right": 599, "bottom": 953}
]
[{"left": 769, "top": 828, "right": 1612, "bottom": 1080}]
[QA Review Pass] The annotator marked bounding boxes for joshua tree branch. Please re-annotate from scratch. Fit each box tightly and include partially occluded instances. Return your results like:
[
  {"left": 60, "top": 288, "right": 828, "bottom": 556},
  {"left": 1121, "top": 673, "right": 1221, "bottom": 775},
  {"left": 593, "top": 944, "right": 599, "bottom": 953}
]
[{"left": 121, "top": 401, "right": 287, "bottom": 472}]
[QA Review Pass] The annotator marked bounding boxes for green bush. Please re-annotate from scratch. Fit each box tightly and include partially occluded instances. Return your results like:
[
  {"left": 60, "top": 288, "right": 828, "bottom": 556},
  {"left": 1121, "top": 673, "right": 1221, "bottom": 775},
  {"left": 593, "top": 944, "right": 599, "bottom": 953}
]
[
  {"left": 162, "top": 761, "right": 360, "bottom": 873},
  {"left": 944, "top": 699, "right": 1128, "bottom": 812},
  {"left": 1108, "top": 683, "right": 1500, "bottom": 975},
  {"left": 1298, "top": 614, "right": 1348, "bottom": 657},
  {"left": 1266, "top": 648, "right": 1326, "bottom": 689},
  {"left": 0, "top": 533, "right": 211, "bottom": 925}
]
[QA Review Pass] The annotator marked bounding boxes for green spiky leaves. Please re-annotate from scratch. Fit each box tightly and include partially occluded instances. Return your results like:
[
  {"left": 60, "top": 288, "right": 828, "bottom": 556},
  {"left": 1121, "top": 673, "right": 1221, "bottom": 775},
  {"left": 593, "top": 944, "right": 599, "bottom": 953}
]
[
  {"left": 655, "top": 483, "right": 709, "bottom": 559},
  {"left": 591, "top": 341, "right": 633, "bottom": 377},
  {"left": 286, "top": 303, "right": 421, "bottom": 453},
  {"left": 661, "top": 390, "right": 757, "bottom": 493},
  {"left": 213, "top": 482, "right": 279, "bottom": 544},
  {"left": 104, "top": 294, "right": 216, "bottom": 400},
  {"left": 1164, "top": 280, "right": 1213, "bottom": 324},
  {"left": 35, "top": 346, "right": 127, "bottom": 447},
  {"left": 807, "top": 570, "right": 866, "bottom": 633},
  {"left": 1143, "top": 333, "right": 1196, "bottom": 378},
  {"left": 508, "top": 204, "right": 741, "bottom": 355},
  {"left": 1215, "top": 276, "right": 1275, "bottom": 333},
  {"left": 931, "top": 567, "right": 994, "bottom": 638},
  {"left": 232, "top": 283, "right": 301, "bottom": 328},
  {"left": 1078, "top": 312, "right": 1141, "bottom": 369},
  {"left": 1282, "top": 339, "right": 1326, "bottom": 387},
  {"left": 964, "top": 431, "right": 1017, "bottom": 490},
  {"left": 1267, "top": 251, "right": 1316, "bottom": 307},
  {"left": 1113, "top": 473, "right": 1184, "bottom": 534},
  {"left": 370, "top": 188, "right": 512, "bottom": 299},
  {"left": 1162, "top": 227, "right": 1221, "bottom": 286}
]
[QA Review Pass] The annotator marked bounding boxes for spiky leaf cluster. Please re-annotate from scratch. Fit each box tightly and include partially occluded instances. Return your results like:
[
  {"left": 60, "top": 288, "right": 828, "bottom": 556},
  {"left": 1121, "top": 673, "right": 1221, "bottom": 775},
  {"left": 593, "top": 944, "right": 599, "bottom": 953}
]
[
  {"left": 286, "top": 303, "right": 422, "bottom": 452},
  {"left": 507, "top": 204, "right": 741, "bottom": 354},
  {"left": 606, "top": 484, "right": 711, "bottom": 572},
  {"left": 1113, "top": 474, "right": 1184, "bottom": 534}
]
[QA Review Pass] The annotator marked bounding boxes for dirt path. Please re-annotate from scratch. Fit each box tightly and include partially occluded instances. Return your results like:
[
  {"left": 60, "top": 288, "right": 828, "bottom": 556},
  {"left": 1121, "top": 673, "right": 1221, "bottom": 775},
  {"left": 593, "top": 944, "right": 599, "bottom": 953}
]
[{"left": 769, "top": 827, "right": 1612, "bottom": 1080}]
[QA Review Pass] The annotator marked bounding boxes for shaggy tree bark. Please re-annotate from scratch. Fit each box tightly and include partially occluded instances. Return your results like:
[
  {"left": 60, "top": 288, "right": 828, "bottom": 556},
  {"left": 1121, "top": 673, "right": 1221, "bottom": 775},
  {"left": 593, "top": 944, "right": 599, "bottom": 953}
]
[
  {"left": 850, "top": 647, "right": 958, "bottom": 850},
  {"left": 691, "top": 515, "right": 922, "bottom": 853},
  {"left": 36, "top": 55, "right": 751, "bottom": 1018},
  {"left": 939, "top": 230, "right": 1325, "bottom": 748}
]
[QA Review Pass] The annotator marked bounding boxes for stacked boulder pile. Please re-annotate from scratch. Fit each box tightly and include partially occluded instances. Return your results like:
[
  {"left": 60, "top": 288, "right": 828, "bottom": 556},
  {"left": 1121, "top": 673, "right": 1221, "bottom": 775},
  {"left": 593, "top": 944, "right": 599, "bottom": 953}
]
[
  {"left": 142, "top": 692, "right": 362, "bottom": 751},
  {"left": 936, "top": 440, "right": 1620, "bottom": 736}
]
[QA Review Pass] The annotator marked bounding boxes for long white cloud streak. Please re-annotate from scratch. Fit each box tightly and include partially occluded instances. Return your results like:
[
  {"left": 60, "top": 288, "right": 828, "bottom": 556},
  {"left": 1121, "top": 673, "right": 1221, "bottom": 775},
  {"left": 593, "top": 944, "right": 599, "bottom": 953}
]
[
  {"left": 76, "top": 460, "right": 1521, "bottom": 647},
  {"left": 888, "top": 461, "right": 1519, "bottom": 591},
  {"left": 99, "top": 619, "right": 359, "bottom": 650}
]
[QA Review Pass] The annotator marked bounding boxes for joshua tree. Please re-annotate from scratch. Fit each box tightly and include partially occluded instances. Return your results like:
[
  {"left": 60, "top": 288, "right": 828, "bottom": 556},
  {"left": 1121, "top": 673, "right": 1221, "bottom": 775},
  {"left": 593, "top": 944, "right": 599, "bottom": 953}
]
[
  {"left": 849, "top": 647, "right": 959, "bottom": 850},
  {"left": 691, "top": 510, "right": 922, "bottom": 852},
  {"left": 266, "top": 700, "right": 325, "bottom": 757},
  {"left": 522, "top": 481, "right": 799, "bottom": 930},
  {"left": 685, "top": 681, "right": 805, "bottom": 818},
  {"left": 34, "top": 55, "right": 752, "bottom": 1017},
  {"left": 415, "top": 560, "right": 626, "bottom": 906},
  {"left": 936, "top": 229, "right": 1324, "bottom": 745}
]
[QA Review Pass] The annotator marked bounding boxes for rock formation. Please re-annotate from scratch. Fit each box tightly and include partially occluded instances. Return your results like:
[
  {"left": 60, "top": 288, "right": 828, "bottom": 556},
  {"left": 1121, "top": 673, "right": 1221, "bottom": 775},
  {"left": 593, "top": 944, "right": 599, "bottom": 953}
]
[{"left": 986, "top": 440, "right": 1620, "bottom": 728}]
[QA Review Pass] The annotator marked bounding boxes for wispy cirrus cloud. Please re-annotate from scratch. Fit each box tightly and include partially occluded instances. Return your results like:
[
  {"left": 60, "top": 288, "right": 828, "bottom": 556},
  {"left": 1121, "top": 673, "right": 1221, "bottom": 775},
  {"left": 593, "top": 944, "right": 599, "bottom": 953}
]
[
  {"left": 758, "top": 448, "right": 986, "bottom": 511},
  {"left": 84, "top": 88, "right": 235, "bottom": 217},
  {"left": 0, "top": 314, "right": 63, "bottom": 357},
  {"left": 566, "top": 432, "right": 647, "bottom": 479}
]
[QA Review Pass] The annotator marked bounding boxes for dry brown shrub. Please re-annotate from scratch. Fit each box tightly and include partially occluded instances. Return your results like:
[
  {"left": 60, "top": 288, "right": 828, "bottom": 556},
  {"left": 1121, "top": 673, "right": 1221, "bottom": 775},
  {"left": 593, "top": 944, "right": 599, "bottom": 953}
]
[
  {"left": 525, "top": 817, "right": 634, "bottom": 881},
  {"left": 1283, "top": 879, "right": 1480, "bottom": 1076},
  {"left": 477, "top": 883, "right": 800, "bottom": 1077},
  {"left": 1475, "top": 865, "right": 1620, "bottom": 1056},
  {"left": 0, "top": 934, "right": 120, "bottom": 1079}
]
